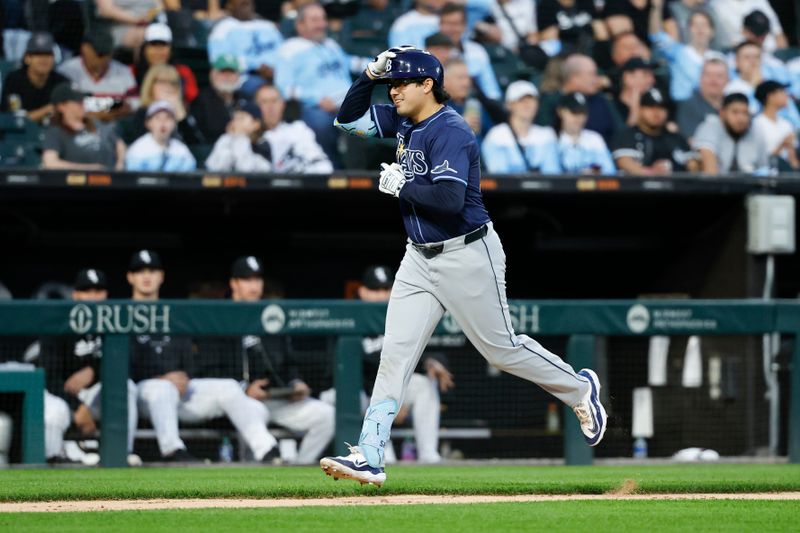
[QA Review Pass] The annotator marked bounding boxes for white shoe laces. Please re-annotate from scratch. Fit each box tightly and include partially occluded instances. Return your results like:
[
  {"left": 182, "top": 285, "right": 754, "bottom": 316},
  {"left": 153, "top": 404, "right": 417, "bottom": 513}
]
[{"left": 573, "top": 403, "right": 592, "bottom": 427}]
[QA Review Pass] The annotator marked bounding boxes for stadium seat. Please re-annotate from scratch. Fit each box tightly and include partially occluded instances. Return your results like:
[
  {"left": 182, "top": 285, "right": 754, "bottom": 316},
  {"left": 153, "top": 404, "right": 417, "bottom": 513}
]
[
  {"left": 189, "top": 143, "right": 214, "bottom": 169},
  {"left": 774, "top": 47, "right": 800, "bottom": 63},
  {"left": 0, "top": 59, "right": 17, "bottom": 79}
]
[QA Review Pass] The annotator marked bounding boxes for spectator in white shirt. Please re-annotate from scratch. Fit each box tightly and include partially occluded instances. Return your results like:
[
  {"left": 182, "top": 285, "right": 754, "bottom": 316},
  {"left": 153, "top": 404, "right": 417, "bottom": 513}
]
[
  {"left": 753, "top": 80, "right": 799, "bottom": 170},
  {"left": 125, "top": 101, "right": 197, "bottom": 172},
  {"left": 708, "top": 0, "right": 786, "bottom": 52},
  {"left": 493, "top": 0, "right": 537, "bottom": 54},
  {"left": 205, "top": 100, "right": 271, "bottom": 172},
  {"left": 253, "top": 84, "right": 333, "bottom": 174}
]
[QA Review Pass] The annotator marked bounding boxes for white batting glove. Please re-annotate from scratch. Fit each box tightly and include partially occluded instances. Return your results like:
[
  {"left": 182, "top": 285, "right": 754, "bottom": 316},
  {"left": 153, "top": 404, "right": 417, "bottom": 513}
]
[
  {"left": 367, "top": 46, "right": 417, "bottom": 78},
  {"left": 378, "top": 162, "right": 406, "bottom": 197},
  {"left": 367, "top": 49, "right": 396, "bottom": 78}
]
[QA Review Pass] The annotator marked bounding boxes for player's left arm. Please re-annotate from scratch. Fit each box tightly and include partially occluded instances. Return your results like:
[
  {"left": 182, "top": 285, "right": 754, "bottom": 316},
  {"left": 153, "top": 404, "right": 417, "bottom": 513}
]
[{"left": 380, "top": 130, "right": 471, "bottom": 214}]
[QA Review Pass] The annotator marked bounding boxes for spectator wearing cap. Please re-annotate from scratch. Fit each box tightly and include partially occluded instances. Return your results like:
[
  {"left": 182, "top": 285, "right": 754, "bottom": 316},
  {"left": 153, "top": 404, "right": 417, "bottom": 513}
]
[
  {"left": 614, "top": 57, "right": 657, "bottom": 126},
  {"left": 650, "top": 9, "right": 721, "bottom": 101},
  {"left": 133, "top": 23, "right": 199, "bottom": 104},
  {"left": 205, "top": 100, "right": 272, "bottom": 171},
  {"left": 125, "top": 64, "right": 203, "bottom": 145},
  {"left": 753, "top": 81, "right": 799, "bottom": 170},
  {"left": 0, "top": 32, "right": 68, "bottom": 122},
  {"left": 36, "top": 267, "right": 142, "bottom": 466},
  {"left": 251, "top": 84, "right": 333, "bottom": 173},
  {"left": 42, "top": 83, "right": 126, "bottom": 170},
  {"left": 676, "top": 57, "right": 729, "bottom": 140},
  {"left": 709, "top": 0, "right": 787, "bottom": 52},
  {"left": 424, "top": 32, "right": 456, "bottom": 66},
  {"left": 125, "top": 101, "right": 197, "bottom": 171},
  {"left": 95, "top": 0, "right": 159, "bottom": 51},
  {"left": 274, "top": 3, "right": 369, "bottom": 168},
  {"left": 57, "top": 29, "right": 137, "bottom": 122},
  {"left": 129, "top": 249, "right": 281, "bottom": 463},
  {"left": 730, "top": 11, "right": 795, "bottom": 99},
  {"left": 190, "top": 54, "right": 242, "bottom": 143},
  {"left": 320, "top": 264, "right": 452, "bottom": 464},
  {"left": 725, "top": 41, "right": 800, "bottom": 131},
  {"left": 437, "top": 3, "right": 501, "bottom": 100},
  {"left": 192, "top": 255, "right": 334, "bottom": 464},
  {"left": 207, "top": 0, "right": 284, "bottom": 97},
  {"left": 554, "top": 92, "right": 616, "bottom": 174},
  {"left": 612, "top": 88, "right": 696, "bottom": 175},
  {"left": 482, "top": 80, "right": 560, "bottom": 174},
  {"left": 692, "top": 92, "right": 769, "bottom": 174},
  {"left": 388, "top": 0, "right": 446, "bottom": 49}
]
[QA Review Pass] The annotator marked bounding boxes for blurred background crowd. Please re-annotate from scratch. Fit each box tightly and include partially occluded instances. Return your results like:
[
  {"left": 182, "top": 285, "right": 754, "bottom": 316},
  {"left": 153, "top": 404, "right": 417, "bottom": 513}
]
[{"left": 1, "top": 0, "right": 799, "bottom": 176}]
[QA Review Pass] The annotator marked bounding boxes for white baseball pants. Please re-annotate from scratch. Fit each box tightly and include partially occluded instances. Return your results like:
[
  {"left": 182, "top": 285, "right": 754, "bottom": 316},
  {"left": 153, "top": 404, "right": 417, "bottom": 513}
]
[
  {"left": 371, "top": 224, "right": 590, "bottom": 415},
  {"left": 77, "top": 380, "right": 138, "bottom": 452},
  {"left": 137, "top": 377, "right": 276, "bottom": 459},
  {"left": 44, "top": 390, "right": 70, "bottom": 459},
  {"left": 262, "top": 397, "right": 335, "bottom": 464}
]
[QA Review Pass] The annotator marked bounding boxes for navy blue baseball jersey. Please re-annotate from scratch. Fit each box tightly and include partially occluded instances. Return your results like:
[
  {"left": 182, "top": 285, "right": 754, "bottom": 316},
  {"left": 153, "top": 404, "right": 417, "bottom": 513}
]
[{"left": 370, "top": 104, "right": 491, "bottom": 243}]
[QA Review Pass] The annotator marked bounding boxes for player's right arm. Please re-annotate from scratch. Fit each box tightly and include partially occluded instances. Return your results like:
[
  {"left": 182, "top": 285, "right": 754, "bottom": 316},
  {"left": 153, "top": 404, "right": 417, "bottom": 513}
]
[{"left": 334, "top": 49, "right": 403, "bottom": 138}]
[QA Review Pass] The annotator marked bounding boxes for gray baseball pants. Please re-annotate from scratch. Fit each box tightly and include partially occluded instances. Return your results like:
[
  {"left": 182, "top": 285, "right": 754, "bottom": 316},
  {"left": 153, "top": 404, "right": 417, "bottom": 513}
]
[{"left": 370, "top": 223, "right": 591, "bottom": 411}]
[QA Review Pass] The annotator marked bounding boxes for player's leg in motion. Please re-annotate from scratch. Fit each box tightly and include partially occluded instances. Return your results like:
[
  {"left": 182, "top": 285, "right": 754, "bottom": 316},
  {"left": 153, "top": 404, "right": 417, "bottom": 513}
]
[
  {"left": 437, "top": 226, "right": 607, "bottom": 445},
  {"left": 321, "top": 247, "right": 445, "bottom": 485}
]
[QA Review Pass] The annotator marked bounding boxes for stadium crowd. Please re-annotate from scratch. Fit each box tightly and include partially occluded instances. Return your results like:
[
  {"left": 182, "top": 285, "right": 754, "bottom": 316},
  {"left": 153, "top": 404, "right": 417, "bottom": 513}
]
[{"left": 0, "top": 0, "right": 798, "bottom": 175}]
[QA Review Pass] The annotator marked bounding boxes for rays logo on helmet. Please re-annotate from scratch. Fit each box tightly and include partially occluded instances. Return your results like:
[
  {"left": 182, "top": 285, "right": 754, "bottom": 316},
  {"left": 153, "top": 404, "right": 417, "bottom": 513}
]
[{"left": 386, "top": 59, "right": 392, "bottom": 71}]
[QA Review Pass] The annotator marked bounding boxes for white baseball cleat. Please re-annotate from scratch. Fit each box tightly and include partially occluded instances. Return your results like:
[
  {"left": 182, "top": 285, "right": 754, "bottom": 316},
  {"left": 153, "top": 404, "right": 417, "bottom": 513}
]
[
  {"left": 573, "top": 369, "right": 607, "bottom": 446},
  {"left": 320, "top": 444, "right": 387, "bottom": 487}
]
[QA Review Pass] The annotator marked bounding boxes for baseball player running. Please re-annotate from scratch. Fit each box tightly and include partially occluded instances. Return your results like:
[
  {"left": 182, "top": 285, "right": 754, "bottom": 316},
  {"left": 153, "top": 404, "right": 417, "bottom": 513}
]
[{"left": 320, "top": 48, "right": 607, "bottom": 487}]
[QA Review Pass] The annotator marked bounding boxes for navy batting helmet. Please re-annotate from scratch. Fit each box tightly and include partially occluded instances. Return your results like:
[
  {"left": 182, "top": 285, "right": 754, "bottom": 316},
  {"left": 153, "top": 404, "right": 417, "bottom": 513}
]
[{"left": 377, "top": 47, "right": 444, "bottom": 87}]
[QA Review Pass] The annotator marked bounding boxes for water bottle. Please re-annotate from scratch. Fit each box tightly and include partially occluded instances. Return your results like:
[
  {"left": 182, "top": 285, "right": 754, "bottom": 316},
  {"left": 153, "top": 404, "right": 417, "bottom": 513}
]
[
  {"left": 546, "top": 402, "right": 560, "bottom": 434},
  {"left": 219, "top": 436, "right": 233, "bottom": 463},
  {"left": 401, "top": 437, "right": 416, "bottom": 461},
  {"left": 633, "top": 437, "right": 648, "bottom": 459}
]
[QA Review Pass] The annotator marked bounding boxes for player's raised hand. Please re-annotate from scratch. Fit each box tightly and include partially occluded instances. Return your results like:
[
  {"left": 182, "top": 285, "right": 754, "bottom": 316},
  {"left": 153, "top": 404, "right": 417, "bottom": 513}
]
[
  {"left": 367, "top": 49, "right": 397, "bottom": 78},
  {"left": 378, "top": 162, "right": 406, "bottom": 197}
]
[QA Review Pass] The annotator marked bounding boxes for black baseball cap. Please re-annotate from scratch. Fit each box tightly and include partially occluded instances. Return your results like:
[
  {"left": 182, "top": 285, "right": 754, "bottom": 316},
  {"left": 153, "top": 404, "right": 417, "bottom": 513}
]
[
  {"left": 84, "top": 29, "right": 114, "bottom": 56},
  {"left": 51, "top": 82, "right": 84, "bottom": 104},
  {"left": 640, "top": 87, "right": 669, "bottom": 108},
  {"left": 74, "top": 268, "right": 107, "bottom": 290},
  {"left": 425, "top": 32, "right": 455, "bottom": 48},
  {"left": 755, "top": 80, "right": 789, "bottom": 104},
  {"left": 722, "top": 92, "right": 750, "bottom": 107},
  {"left": 743, "top": 9, "right": 770, "bottom": 38},
  {"left": 26, "top": 32, "right": 55, "bottom": 54},
  {"left": 557, "top": 92, "right": 588, "bottom": 113},
  {"left": 621, "top": 57, "right": 656, "bottom": 73},
  {"left": 129, "top": 250, "right": 163, "bottom": 272},
  {"left": 231, "top": 256, "right": 264, "bottom": 279},
  {"left": 362, "top": 265, "right": 394, "bottom": 290}
]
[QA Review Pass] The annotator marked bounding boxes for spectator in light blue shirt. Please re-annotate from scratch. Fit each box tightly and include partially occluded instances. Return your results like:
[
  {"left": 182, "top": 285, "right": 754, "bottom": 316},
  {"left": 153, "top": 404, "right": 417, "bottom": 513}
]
[
  {"left": 554, "top": 92, "right": 616, "bottom": 174},
  {"left": 482, "top": 81, "right": 561, "bottom": 174},
  {"left": 438, "top": 3, "right": 501, "bottom": 100},
  {"left": 651, "top": 9, "right": 721, "bottom": 101},
  {"left": 274, "top": 2, "right": 366, "bottom": 167},
  {"left": 207, "top": 0, "right": 284, "bottom": 97},
  {"left": 125, "top": 101, "right": 196, "bottom": 172},
  {"left": 388, "top": 0, "right": 446, "bottom": 49}
]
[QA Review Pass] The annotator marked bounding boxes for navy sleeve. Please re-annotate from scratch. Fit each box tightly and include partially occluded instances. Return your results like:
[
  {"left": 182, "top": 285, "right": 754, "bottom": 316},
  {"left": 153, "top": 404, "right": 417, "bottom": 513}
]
[
  {"left": 399, "top": 180, "right": 466, "bottom": 214},
  {"left": 337, "top": 71, "right": 375, "bottom": 123}
]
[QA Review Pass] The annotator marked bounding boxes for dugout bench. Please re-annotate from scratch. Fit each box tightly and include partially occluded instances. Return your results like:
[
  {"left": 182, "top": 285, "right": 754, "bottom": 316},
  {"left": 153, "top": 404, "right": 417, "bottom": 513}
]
[{"left": 0, "top": 300, "right": 799, "bottom": 467}]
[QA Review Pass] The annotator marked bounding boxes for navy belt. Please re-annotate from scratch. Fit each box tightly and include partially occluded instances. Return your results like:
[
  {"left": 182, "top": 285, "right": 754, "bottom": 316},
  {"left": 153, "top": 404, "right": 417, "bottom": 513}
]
[{"left": 413, "top": 224, "right": 488, "bottom": 259}]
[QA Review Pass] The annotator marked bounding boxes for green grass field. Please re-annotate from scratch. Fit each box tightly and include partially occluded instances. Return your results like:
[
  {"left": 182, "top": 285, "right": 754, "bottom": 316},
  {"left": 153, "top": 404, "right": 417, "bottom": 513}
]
[{"left": 1, "top": 464, "right": 799, "bottom": 532}]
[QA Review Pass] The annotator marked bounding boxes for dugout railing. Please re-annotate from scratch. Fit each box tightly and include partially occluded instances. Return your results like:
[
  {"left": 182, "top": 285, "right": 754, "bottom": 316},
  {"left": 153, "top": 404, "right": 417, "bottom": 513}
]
[{"left": 0, "top": 299, "right": 798, "bottom": 467}]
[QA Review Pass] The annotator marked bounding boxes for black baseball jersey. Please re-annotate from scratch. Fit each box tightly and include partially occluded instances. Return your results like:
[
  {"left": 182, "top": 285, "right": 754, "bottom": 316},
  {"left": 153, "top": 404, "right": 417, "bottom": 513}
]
[
  {"left": 193, "top": 336, "right": 298, "bottom": 387},
  {"left": 611, "top": 126, "right": 694, "bottom": 171},
  {"left": 129, "top": 335, "right": 195, "bottom": 382},
  {"left": 38, "top": 335, "right": 103, "bottom": 409}
]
